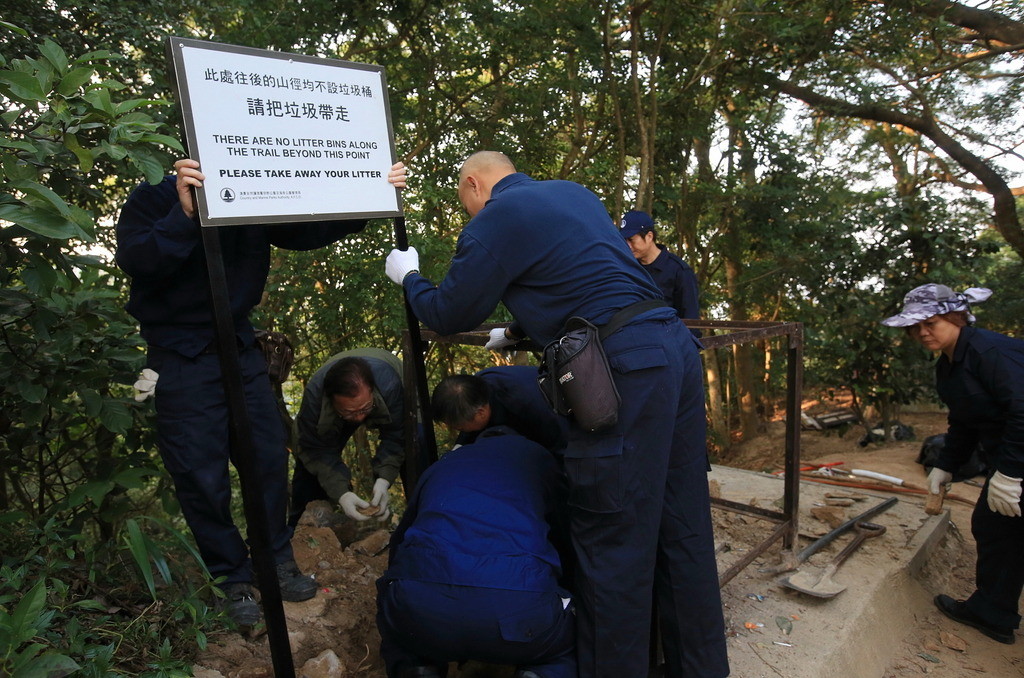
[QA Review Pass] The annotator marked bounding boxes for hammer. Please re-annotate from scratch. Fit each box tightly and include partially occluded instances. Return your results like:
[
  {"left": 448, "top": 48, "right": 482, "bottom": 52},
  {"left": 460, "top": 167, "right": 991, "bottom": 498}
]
[{"left": 925, "top": 482, "right": 948, "bottom": 516}]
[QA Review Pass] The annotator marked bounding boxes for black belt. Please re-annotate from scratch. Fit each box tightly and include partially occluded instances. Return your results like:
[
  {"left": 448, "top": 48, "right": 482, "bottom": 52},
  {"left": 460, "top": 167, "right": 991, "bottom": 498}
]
[{"left": 598, "top": 299, "right": 671, "bottom": 340}]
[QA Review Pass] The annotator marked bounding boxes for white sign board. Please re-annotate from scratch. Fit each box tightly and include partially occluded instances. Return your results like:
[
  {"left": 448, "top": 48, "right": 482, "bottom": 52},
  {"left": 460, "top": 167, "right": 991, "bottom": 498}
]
[{"left": 167, "top": 37, "right": 402, "bottom": 226}]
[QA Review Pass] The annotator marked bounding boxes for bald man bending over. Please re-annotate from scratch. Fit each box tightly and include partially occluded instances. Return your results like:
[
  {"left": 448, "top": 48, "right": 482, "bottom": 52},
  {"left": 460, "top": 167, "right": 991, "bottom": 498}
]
[{"left": 384, "top": 151, "right": 728, "bottom": 678}]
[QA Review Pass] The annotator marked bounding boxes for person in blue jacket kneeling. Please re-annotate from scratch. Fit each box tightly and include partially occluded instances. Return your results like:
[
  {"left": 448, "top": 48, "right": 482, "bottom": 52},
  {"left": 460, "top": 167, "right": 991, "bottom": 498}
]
[{"left": 376, "top": 426, "right": 575, "bottom": 678}]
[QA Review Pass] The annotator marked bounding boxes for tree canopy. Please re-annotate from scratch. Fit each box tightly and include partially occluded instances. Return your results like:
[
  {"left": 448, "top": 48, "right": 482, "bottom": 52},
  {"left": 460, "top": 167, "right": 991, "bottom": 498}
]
[{"left": 2, "top": 1, "right": 1023, "bottom": 673}]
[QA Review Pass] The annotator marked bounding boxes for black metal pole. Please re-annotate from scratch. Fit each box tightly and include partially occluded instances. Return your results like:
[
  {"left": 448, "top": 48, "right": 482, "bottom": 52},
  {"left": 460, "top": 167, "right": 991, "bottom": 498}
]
[
  {"left": 783, "top": 323, "right": 804, "bottom": 549},
  {"left": 393, "top": 216, "right": 438, "bottom": 481},
  {"left": 202, "top": 225, "right": 295, "bottom": 677}
]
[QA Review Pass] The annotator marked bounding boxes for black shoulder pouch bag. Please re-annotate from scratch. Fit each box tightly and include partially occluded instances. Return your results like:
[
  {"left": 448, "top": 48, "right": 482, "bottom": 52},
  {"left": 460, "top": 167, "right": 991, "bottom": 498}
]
[
  {"left": 538, "top": 316, "right": 620, "bottom": 432},
  {"left": 537, "top": 299, "right": 669, "bottom": 433}
]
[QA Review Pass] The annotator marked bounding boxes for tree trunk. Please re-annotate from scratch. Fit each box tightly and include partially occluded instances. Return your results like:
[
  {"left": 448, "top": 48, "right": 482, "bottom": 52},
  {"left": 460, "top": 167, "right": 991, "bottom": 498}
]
[
  {"left": 722, "top": 106, "right": 763, "bottom": 440},
  {"left": 705, "top": 347, "right": 729, "bottom": 452}
]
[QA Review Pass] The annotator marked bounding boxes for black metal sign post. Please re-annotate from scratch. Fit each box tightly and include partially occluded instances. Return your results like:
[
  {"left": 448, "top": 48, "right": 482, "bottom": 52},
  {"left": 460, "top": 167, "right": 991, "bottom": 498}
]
[
  {"left": 166, "top": 36, "right": 404, "bottom": 676},
  {"left": 393, "top": 215, "right": 438, "bottom": 481},
  {"left": 201, "top": 225, "right": 295, "bottom": 677}
]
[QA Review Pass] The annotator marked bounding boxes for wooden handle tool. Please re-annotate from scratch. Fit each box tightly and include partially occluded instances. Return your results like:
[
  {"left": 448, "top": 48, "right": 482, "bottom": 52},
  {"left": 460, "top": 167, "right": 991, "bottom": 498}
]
[{"left": 925, "top": 484, "right": 947, "bottom": 515}]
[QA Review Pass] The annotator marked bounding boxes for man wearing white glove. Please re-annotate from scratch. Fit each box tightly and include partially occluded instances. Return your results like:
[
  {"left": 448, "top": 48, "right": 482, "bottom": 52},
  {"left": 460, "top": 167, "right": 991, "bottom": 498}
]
[
  {"left": 927, "top": 467, "right": 953, "bottom": 495},
  {"left": 116, "top": 158, "right": 406, "bottom": 626},
  {"left": 133, "top": 368, "right": 159, "bottom": 402},
  {"left": 987, "top": 471, "right": 1023, "bottom": 518},
  {"left": 338, "top": 477, "right": 392, "bottom": 521},
  {"left": 484, "top": 326, "right": 519, "bottom": 352},
  {"left": 384, "top": 253, "right": 525, "bottom": 353},
  {"left": 380, "top": 151, "right": 727, "bottom": 678},
  {"left": 385, "top": 246, "right": 420, "bottom": 285},
  {"left": 290, "top": 349, "right": 406, "bottom": 525},
  {"left": 882, "top": 282, "right": 1024, "bottom": 645}
]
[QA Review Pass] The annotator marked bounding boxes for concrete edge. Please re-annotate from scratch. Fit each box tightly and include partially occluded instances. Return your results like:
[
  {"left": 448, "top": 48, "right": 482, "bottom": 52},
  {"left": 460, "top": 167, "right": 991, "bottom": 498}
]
[{"left": 906, "top": 512, "right": 950, "bottom": 579}]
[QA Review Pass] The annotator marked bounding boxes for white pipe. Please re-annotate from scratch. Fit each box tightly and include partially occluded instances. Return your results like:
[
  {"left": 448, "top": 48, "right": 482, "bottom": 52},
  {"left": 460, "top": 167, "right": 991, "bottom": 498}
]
[{"left": 850, "top": 469, "right": 905, "bottom": 486}]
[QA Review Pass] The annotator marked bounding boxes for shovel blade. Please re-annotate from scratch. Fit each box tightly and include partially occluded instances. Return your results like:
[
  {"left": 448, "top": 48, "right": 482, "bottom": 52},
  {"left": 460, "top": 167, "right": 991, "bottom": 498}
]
[{"left": 781, "top": 566, "right": 847, "bottom": 598}]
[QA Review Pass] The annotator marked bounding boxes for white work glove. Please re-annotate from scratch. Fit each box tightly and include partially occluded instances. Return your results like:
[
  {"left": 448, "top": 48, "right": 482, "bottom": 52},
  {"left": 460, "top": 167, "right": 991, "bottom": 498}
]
[
  {"left": 927, "top": 467, "right": 953, "bottom": 495},
  {"left": 987, "top": 471, "right": 1023, "bottom": 518},
  {"left": 386, "top": 247, "right": 420, "bottom": 285},
  {"left": 338, "top": 491, "right": 372, "bottom": 521},
  {"left": 370, "top": 478, "right": 391, "bottom": 521},
  {"left": 133, "top": 368, "right": 159, "bottom": 402},
  {"left": 485, "top": 327, "right": 517, "bottom": 351}
]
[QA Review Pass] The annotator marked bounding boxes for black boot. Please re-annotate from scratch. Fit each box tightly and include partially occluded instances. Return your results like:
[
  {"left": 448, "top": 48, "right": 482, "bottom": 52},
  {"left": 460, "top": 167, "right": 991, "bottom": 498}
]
[
  {"left": 275, "top": 559, "right": 318, "bottom": 602},
  {"left": 935, "top": 594, "right": 1015, "bottom": 645},
  {"left": 219, "top": 582, "right": 260, "bottom": 627}
]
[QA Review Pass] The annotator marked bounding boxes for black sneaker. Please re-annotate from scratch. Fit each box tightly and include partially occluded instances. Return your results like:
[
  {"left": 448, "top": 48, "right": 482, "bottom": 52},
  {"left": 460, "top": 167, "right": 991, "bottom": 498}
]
[
  {"left": 221, "top": 582, "right": 260, "bottom": 627},
  {"left": 934, "top": 594, "right": 1015, "bottom": 644},
  {"left": 276, "top": 559, "right": 318, "bottom": 602}
]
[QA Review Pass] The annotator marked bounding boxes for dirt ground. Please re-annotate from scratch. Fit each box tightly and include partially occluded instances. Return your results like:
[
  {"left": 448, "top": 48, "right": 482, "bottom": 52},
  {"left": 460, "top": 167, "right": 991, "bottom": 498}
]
[
  {"left": 192, "top": 405, "right": 1024, "bottom": 678},
  {"left": 722, "top": 404, "right": 1024, "bottom": 677}
]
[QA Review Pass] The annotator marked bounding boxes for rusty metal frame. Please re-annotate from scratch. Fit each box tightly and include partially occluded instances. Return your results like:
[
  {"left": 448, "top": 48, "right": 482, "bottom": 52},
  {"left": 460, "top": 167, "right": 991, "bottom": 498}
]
[{"left": 401, "top": 319, "right": 804, "bottom": 588}]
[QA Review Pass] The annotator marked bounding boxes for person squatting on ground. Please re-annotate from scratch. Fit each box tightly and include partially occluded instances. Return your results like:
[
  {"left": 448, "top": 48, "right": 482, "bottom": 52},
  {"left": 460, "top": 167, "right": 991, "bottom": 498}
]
[
  {"left": 384, "top": 151, "right": 728, "bottom": 677},
  {"left": 290, "top": 348, "right": 405, "bottom": 525},
  {"left": 432, "top": 365, "right": 567, "bottom": 452},
  {"left": 883, "top": 283, "right": 1023, "bottom": 645},
  {"left": 619, "top": 209, "right": 701, "bottom": 337},
  {"left": 376, "top": 426, "right": 576, "bottom": 678},
  {"left": 116, "top": 158, "right": 406, "bottom": 625}
]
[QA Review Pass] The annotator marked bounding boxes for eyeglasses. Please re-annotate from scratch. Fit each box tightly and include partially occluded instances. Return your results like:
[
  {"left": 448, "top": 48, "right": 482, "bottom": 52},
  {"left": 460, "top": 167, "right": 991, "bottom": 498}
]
[{"left": 336, "top": 401, "right": 375, "bottom": 418}]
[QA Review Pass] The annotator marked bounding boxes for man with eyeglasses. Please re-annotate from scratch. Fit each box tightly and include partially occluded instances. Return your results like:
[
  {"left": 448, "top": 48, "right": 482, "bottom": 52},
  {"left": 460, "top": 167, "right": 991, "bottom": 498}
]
[{"left": 289, "top": 348, "right": 406, "bottom": 525}]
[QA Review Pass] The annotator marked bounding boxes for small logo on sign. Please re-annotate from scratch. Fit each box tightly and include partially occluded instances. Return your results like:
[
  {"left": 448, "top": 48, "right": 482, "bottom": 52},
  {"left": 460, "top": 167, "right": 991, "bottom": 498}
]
[
  {"left": 220, "top": 188, "right": 236, "bottom": 202},
  {"left": 558, "top": 372, "right": 574, "bottom": 384}
]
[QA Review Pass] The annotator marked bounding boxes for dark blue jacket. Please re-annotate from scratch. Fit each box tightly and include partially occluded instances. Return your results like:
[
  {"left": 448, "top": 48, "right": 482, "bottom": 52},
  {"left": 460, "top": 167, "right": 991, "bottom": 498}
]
[
  {"left": 456, "top": 366, "right": 568, "bottom": 452},
  {"left": 383, "top": 429, "right": 565, "bottom": 592},
  {"left": 116, "top": 176, "right": 365, "bottom": 357},
  {"left": 935, "top": 326, "right": 1024, "bottom": 479},
  {"left": 403, "top": 173, "right": 664, "bottom": 345},
  {"left": 643, "top": 244, "right": 700, "bottom": 331}
]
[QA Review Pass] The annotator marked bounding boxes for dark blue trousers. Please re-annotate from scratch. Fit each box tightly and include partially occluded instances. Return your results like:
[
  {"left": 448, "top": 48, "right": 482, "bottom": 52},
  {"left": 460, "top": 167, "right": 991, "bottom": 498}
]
[
  {"left": 149, "top": 344, "right": 295, "bottom": 586},
  {"left": 564, "top": 316, "right": 728, "bottom": 678},
  {"left": 967, "top": 480, "right": 1024, "bottom": 629},
  {"left": 289, "top": 457, "right": 331, "bottom": 526},
  {"left": 377, "top": 578, "right": 576, "bottom": 678}
]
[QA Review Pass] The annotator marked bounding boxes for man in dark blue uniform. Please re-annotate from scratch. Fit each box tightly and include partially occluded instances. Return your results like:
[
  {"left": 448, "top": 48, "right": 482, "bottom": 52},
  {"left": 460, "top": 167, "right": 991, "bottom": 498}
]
[
  {"left": 385, "top": 151, "right": 728, "bottom": 678},
  {"left": 432, "top": 366, "right": 567, "bottom": 452},
  {"left": 619, "top": 210, "right": 701, "bottom": 337},
  {"left": 290, "top": 348, "right": 405, "bottom": 525},
  {"left": 377, "top": 426, "right": 575, "bottom": 678},
  {"left": 117, "top": 158, "right": 406, "bottom": 625}
]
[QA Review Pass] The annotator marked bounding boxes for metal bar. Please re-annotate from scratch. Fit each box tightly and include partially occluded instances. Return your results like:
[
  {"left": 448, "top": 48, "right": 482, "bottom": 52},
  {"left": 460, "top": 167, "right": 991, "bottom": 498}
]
[
  {"left": 686, "top": 320, "right": 797, "bottom": 330},
  {"left": 399, "top": 330, "right": 425, "bottom": 492},
  {"left": 418, "top": 327, "right": 543, "bottom": 352},
  {"left": 202, "top": 226, "right": 294, "bottom": 677},
  {"left": 698, "top": 325, "right": 798, "bottom": 349},
  {"left": 718, "top": 520, "right": 792, "bottom": 587},
  {"left": 393, "top": 217, "right": 437, "bottom": 483},
  {"left": 710, "top": 497, "right": 786, "bottom": 523},
  {"left": 783, "top": 323, "right": 803, "bottom": 548}
]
